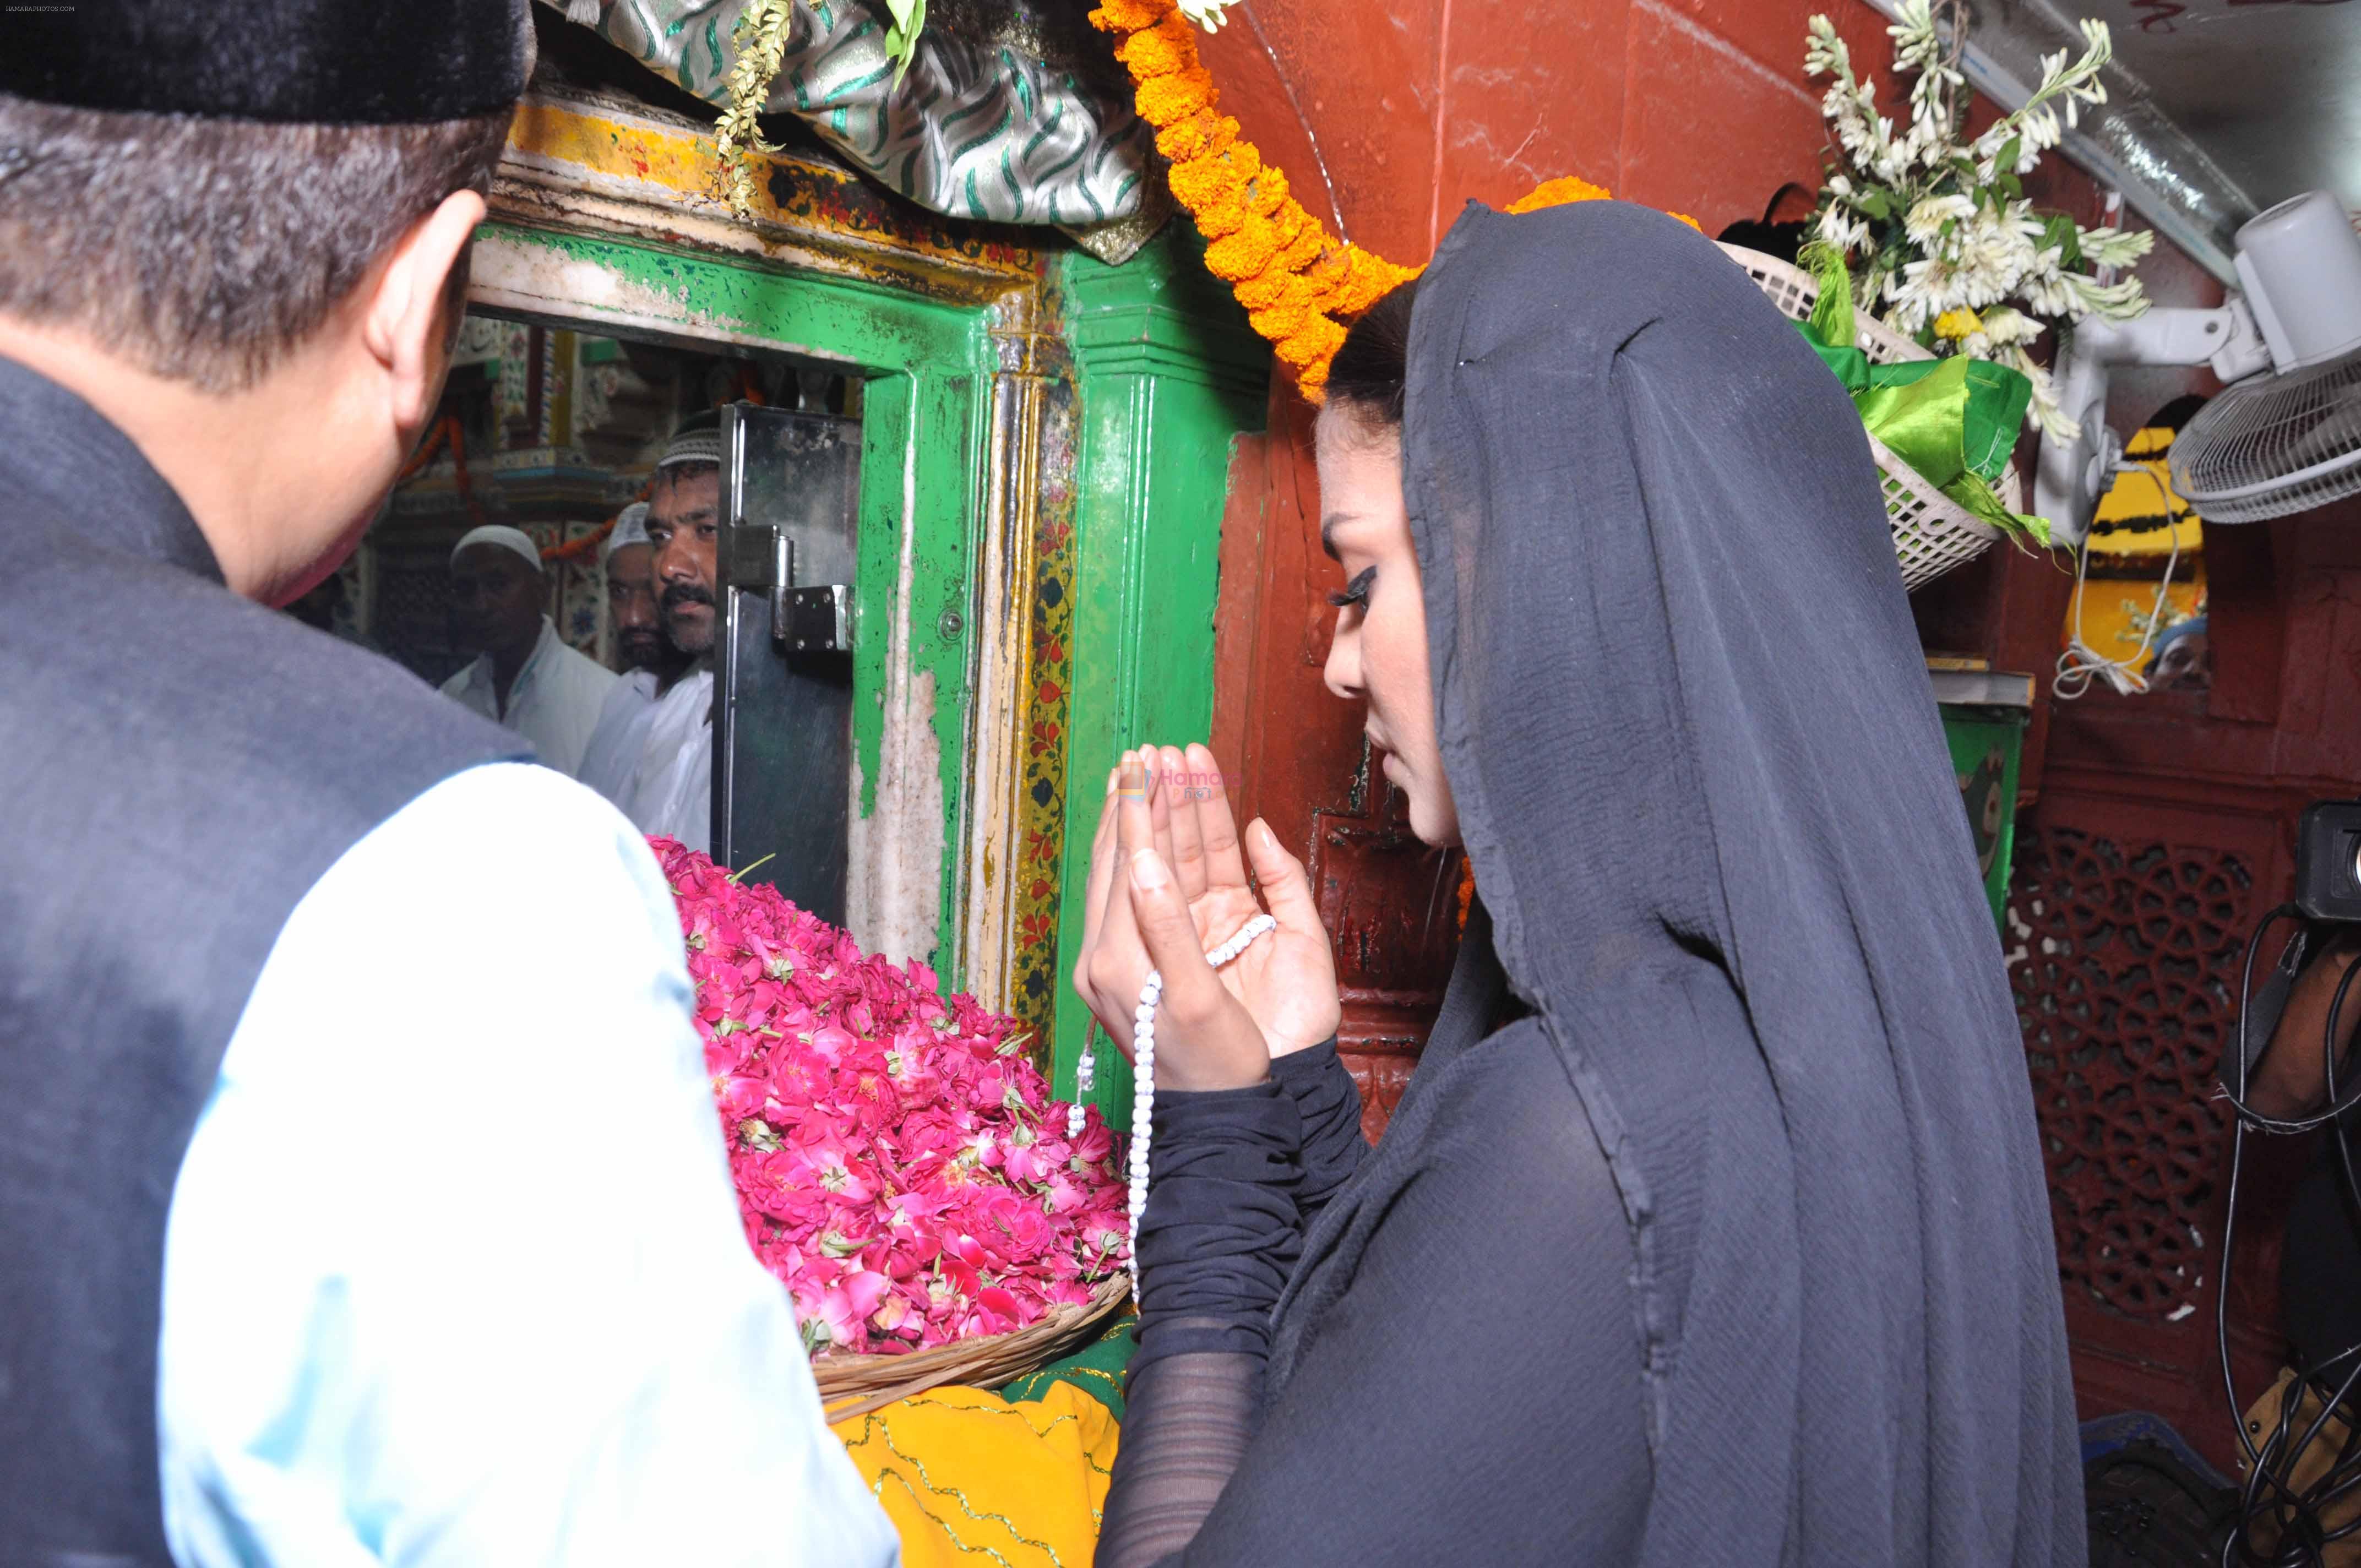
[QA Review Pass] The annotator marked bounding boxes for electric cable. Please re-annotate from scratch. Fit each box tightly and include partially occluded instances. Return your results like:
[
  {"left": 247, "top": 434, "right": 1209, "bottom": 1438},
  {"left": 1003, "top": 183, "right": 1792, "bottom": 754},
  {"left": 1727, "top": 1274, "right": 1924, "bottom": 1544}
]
[
  {"left": 2217, "top": 906, "right": 2361, "bottom": 1564},
  {"left": 2056, "top": 465, "right": 2188, "bottom": 701}
]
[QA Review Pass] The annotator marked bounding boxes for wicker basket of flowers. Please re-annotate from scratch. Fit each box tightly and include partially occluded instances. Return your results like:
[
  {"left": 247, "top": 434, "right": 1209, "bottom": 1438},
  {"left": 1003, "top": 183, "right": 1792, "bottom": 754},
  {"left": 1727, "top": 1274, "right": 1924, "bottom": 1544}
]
[
  {"left": 814, "top": 1273, "right": 1131, "bottom": 1420},
  {"left": 654, "top": 838, "right": 1136, "bottom": 1421},
  {"left": 1718, "top": 243, "right": 2024, "bottom": 591}
]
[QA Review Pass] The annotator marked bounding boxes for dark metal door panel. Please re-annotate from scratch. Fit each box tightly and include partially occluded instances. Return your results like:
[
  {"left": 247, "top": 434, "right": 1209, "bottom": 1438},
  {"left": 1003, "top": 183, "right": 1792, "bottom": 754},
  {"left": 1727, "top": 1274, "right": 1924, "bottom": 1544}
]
[{"left": 714, "top": 402, "right": 859, "bottom": 922}]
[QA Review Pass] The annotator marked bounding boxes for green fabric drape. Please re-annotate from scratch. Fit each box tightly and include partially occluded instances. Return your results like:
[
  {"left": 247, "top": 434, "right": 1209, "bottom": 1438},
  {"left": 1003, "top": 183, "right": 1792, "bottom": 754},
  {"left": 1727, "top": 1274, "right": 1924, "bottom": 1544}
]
[
  {"left": 997, "top": 1313, "right": 1136, "bottom": 1419},
  {"left": 551, "top": 0, "right": 1152, "bottom": 230},
  {"left": 1789, "top": 245, "right": 2048, "bottom": 546},
  {"left": 1793, "top": 323, "right": 2047, "bottom": 546}
]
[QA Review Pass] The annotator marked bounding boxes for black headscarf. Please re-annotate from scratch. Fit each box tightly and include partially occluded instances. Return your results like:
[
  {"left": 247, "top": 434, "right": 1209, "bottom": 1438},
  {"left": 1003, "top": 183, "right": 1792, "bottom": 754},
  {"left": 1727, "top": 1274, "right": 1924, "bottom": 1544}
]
[{"left": 1271, "top": 201, "right": 2082, "bottom": 1563}]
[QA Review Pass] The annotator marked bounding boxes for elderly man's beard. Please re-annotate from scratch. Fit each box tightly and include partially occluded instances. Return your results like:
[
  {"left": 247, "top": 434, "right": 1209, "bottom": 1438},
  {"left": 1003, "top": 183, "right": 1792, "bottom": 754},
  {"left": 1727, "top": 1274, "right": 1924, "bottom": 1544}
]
[{"left": 662, "top": 581, "right": 717, "bottom": 655}]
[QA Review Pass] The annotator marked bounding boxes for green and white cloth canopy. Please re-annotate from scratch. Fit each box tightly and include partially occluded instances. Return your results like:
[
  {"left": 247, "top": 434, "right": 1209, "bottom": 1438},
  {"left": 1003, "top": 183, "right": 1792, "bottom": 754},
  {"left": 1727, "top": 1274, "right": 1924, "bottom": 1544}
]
[{"left": 550, "top": 0, "right": 1155, "bottom": 228}]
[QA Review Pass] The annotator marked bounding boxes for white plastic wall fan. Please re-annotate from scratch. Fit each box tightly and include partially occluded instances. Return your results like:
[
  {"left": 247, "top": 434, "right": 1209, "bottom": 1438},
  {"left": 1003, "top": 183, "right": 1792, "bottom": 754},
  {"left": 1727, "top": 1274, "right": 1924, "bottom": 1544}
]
[{"left": 2036, "top": 190, "right": 2361, "bottom": 545}]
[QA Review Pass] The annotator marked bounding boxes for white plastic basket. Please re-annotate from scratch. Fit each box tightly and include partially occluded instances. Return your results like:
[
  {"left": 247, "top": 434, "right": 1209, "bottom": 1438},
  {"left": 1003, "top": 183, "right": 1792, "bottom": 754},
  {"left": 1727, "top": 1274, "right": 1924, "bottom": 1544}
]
[{"left": 1717, "top": 243, "right": 2020, "bottom": 592}]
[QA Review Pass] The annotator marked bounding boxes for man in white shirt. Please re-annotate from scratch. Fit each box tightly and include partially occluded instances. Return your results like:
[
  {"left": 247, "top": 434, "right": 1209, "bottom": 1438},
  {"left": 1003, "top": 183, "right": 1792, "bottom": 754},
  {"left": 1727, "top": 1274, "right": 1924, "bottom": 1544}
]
[
  {"left": 614, "top": 421, "right": 724, "bottom": 852},
  {"left": 0, "top": 7, "right": 898, "bottom": 1563},
  {"left": 438, "top": 524, "right": 617, "bottom": 777},
  {"left": 605, "top": 501, "right": 672, "bottom": 678},
  {"left": 578, "top": 502, "right": 682, "bottom": 808}
]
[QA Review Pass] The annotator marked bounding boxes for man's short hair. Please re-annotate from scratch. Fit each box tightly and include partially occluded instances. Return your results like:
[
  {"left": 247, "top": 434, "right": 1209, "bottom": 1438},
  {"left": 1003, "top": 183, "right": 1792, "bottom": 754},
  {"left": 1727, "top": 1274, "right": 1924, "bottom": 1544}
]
[{"left": 0, "top": 96, "right": 512, "bottom": 392}]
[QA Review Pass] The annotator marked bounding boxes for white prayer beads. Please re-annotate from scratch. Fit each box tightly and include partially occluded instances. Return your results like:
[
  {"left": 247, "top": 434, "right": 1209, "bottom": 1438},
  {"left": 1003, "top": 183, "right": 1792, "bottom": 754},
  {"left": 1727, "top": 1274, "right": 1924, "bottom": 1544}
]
[{"left": 1068, "top": 1040, "right": 1096, "bottom": 1137}]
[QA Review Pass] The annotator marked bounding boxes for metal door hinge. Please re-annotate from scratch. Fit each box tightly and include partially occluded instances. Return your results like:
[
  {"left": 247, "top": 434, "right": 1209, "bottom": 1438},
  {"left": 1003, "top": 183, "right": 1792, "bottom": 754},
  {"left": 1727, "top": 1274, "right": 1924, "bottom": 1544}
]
[
  {"left": 724, "top": 523, "right": 852, "bottom": 653},
  {"left": 783, "top": 584, "right": 851, "bottom": 653}
]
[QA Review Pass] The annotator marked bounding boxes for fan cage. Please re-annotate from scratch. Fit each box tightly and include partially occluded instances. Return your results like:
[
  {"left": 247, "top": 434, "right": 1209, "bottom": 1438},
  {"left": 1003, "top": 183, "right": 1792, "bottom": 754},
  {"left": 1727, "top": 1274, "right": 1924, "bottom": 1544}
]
[{"left": 2170, "top": 349, "right": 2361, "bottom": 524}]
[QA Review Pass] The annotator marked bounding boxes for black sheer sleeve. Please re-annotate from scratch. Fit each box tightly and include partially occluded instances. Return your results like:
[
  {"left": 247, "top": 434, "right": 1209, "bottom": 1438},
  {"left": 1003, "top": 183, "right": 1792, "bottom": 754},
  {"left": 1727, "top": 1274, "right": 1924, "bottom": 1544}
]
[
  {"left": 1098, "top": 1028, "right": 1651, "bottom": 1567},
  {"left": 1096, "top": 1348, "right": 1264, "bottom": 1567},
  {"left": 1125, "top": 1080, "right": 1301, "bottom": 1368},
  {"left": 1270, "top": 1039, "right": 1368, "bottom": 1227},
  {"left": 1098, "top": 1080, "right": 1301, "bottom": 1568}
]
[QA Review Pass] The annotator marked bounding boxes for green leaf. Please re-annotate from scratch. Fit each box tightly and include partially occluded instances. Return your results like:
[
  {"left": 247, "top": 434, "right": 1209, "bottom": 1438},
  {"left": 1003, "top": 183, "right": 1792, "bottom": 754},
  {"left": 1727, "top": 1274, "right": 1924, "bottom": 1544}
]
[
  {"left": 2039, "top": 213, "right": 2082, "bottom": 267},
  {"left": 1995, "top": 134, "right": 2022, "bottom": 173},
  {"left": 1797, "top": 242, "right": 1857, "bottom": 349},
  {"left": 1856, "top": 187, "right": 1893, "bottom": 220},
  {"left": 883, "top": 0, "right": 927, "bottom": 83},
  {"left": 1998, "top": 172, "right": 2022, "bottom": 202}
]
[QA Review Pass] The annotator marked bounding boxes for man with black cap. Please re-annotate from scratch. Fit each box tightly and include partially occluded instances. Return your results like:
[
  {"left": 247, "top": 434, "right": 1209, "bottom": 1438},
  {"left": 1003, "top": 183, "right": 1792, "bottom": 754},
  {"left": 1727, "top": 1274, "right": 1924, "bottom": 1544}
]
[{"left": 0, "top": 8, "right": 898, "bottom": 1566}]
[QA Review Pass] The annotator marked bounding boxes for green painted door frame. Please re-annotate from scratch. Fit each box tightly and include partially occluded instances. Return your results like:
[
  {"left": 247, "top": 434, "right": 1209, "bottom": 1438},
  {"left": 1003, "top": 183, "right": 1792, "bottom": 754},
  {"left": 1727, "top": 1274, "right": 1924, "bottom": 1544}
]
[
  {"left": 1050, "top": 231, "right": 1269, "bottom": 1120},
  {"left": 470, "top": 221, "right": 987, "bottom": 965},
  {"left": 469, "top": 220, "right": 1266, "bottom": 1098}
]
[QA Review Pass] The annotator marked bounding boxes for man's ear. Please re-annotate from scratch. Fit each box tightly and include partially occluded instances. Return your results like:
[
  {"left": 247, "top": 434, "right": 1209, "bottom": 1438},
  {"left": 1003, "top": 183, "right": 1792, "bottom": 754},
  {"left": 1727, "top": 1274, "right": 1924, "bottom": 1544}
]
[{"left": 363, "top": 189, "right": 488, "bottom": 437}]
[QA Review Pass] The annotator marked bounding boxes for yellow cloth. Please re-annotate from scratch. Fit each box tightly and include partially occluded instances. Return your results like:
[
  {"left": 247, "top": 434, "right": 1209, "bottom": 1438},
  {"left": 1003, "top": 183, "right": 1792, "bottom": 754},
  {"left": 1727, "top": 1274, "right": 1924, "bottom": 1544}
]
[
  {"left": 2239, "top": 1367, "right": 2361, "bottom": 1566},
  {"left": 831, "top": 1384, "right": 1118, "bottom": 1567}
]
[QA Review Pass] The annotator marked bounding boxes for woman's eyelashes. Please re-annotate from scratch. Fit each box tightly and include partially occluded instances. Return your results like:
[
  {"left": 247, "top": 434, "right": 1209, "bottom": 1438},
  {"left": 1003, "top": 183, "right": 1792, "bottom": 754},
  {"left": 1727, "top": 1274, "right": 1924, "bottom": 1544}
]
[{"left": 1328, "top": 567, "right": 1377, "bottom": 609}]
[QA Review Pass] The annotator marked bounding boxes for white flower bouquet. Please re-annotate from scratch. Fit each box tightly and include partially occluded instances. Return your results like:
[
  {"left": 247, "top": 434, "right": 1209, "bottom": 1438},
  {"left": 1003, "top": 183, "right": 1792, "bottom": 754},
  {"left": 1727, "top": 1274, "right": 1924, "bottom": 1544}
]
[{"left": 1806, "top": 1, "right": 2154, "bottom": 439}]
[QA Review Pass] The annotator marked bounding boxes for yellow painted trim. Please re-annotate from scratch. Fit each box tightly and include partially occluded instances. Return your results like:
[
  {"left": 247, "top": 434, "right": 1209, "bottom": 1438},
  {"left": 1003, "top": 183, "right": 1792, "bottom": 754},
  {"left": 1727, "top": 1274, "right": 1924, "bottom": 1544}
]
[
  {"left": 510, "top": 100, "right": 745, "bottom": 201},
  {"left": 501, "top": 97, "right": 1038, "bottom": 287}
]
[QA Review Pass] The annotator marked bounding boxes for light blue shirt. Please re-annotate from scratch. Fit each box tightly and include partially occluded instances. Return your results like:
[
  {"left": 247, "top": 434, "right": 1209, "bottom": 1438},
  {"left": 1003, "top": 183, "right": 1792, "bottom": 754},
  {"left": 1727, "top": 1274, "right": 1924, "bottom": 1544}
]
[{"left": 157, "top": 763, "right": 900, "bottom": 1567}]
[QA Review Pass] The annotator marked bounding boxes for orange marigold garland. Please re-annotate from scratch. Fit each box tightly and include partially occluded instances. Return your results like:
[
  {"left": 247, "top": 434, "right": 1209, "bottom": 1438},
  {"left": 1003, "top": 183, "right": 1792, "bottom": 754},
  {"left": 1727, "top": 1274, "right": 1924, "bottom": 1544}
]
[
  {"left": 1090, "top": 0, "right": 1411, "bottom": 399},
  {"left": 1091, "top": 0, "right": 1705, "bottom": 397},
  {"left": 1507, "top": 175, "right": 1704, "bottom": 234},
  {"left": 1506, "top": 176, "right": 1612, "bottom": 215}
]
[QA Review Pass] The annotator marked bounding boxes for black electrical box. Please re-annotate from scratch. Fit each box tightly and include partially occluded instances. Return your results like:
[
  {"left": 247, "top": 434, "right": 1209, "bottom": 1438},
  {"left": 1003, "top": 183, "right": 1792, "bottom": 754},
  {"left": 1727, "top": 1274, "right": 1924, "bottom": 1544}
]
[{"left": 2296, "top": 800, "right": 2361, "bottom": 922}]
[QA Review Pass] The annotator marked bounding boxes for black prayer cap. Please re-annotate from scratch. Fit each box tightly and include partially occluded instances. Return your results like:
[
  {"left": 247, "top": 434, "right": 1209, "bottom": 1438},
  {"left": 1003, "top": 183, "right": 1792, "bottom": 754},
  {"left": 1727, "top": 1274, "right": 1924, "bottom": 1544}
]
[{"left": 1, "top": 1, "right": 532, "bottom": 124}]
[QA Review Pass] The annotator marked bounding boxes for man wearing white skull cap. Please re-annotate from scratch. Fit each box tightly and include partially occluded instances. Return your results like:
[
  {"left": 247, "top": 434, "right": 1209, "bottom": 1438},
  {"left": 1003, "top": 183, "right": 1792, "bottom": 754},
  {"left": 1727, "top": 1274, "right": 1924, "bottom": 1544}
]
[
  {"left": 437, "top": 524, "right": 617, "bottom": 777},
  {"left": 580, "top": 502, "right": 695, "bottom": 808},
  {"left": 607, "top": 415, "right": 727, "bottom": 851}
]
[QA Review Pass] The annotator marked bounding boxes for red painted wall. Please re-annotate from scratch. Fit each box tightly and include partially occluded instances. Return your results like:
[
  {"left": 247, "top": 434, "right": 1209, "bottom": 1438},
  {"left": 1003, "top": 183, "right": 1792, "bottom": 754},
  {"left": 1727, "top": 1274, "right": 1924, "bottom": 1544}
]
[{"left": 1196, "top": 0, "right": 1912, "bottom": 263}]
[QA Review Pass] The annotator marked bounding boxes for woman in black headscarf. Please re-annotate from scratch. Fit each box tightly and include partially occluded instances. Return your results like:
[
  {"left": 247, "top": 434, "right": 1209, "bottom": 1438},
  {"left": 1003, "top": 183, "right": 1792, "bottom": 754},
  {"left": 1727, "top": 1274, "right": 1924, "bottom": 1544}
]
[{"left": 1069, "top": 198, "right": 2083, "bottom": 1566}]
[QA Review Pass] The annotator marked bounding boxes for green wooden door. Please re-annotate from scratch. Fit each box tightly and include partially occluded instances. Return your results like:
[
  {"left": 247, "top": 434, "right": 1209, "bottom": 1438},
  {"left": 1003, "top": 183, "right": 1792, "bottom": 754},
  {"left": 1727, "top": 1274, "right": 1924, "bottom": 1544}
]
[{"left": 1049, "top": 229, "right": 1269, "bottom": 1118}]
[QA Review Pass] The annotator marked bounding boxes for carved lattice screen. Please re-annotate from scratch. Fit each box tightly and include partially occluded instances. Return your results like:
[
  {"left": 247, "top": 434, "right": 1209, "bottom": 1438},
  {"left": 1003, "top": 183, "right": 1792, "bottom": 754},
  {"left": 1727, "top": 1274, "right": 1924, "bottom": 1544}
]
[{"left": 2009, "top": 826, "right": 2254, "bottom": 1320}]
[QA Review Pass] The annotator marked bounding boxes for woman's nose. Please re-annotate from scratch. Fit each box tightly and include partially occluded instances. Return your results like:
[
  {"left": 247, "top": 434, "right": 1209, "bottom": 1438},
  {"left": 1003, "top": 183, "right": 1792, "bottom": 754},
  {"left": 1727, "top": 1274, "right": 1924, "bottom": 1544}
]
[{"left": 1323, "top": 616, "right": 1362, "bottom": 701}]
